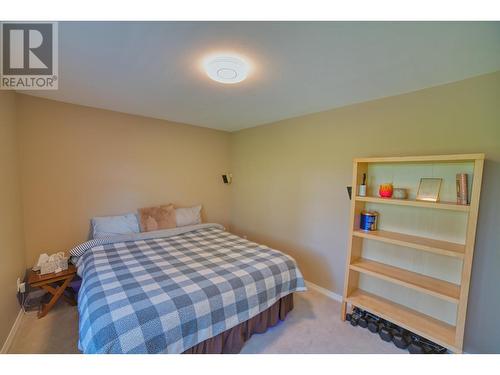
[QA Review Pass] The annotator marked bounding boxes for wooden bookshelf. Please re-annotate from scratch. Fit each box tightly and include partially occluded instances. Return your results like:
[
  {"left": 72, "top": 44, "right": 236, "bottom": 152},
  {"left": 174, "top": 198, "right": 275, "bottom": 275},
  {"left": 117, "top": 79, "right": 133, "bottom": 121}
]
[{"left": 341, "top": 154, "right": 484, "bottom": 353}]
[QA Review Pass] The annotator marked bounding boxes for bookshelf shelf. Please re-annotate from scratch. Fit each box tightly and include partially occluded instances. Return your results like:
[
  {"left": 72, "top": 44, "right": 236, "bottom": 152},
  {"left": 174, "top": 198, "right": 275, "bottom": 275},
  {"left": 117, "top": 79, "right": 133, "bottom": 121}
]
[
  {"left": 346, "top": 289, "right": 458, "bottom": 352},
  {"left": 352, "top": 229, "right": 465, "bottom": 259},
  {"left": 355, "top": 196, "right": 470, "bottom": 212},
  {"left": 350, "top": 258, "right": 460, "bottom": 303}
]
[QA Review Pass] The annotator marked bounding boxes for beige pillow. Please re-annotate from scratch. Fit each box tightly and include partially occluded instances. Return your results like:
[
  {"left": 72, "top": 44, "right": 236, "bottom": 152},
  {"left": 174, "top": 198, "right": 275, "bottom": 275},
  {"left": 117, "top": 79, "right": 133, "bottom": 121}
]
[
  {"left": 175, "top": 205, "right": 202, "bottom": 227},
  {"left": 138, "top": 204, "right": 176, "bottom": 232}
]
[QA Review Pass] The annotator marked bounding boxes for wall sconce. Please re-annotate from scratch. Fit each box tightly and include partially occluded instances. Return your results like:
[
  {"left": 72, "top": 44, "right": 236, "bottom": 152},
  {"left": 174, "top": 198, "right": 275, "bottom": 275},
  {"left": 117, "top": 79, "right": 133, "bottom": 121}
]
[{"left": 222, "top": 173, "right": 233, "bottom": 184}]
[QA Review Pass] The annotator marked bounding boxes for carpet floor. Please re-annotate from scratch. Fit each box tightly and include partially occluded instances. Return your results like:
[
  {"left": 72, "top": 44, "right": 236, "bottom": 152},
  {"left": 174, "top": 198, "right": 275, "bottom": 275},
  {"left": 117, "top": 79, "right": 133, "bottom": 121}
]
[{"left": 8, "top": 288, "right": 402, "bottom": 354}]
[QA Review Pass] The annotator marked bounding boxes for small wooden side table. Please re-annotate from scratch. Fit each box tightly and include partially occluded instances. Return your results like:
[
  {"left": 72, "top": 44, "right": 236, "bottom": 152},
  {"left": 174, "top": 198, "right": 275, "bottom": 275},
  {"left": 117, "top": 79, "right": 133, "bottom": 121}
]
[{"left": 28, "top": 264, "right": 77, "bottom": 318}]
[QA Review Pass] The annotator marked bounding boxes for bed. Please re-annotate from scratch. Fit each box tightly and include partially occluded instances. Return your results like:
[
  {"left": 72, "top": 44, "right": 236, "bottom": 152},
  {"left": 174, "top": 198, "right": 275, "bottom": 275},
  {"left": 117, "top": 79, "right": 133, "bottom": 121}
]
[{"left": 70, "top": 223, "right": 306, "bottom": 354}]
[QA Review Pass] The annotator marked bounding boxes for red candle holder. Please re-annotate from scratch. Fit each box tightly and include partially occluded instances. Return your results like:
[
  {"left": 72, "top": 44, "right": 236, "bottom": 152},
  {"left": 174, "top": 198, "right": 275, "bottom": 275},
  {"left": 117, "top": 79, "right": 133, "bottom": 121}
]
[{"left": 379, "top": 183, "right": 393, "bottom": 198}]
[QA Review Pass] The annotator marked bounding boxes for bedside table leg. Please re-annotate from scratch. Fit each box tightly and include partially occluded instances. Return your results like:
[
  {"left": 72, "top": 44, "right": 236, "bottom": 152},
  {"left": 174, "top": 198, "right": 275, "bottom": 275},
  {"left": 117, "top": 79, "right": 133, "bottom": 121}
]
[{"left": 38, "top": 277, "right": 74, "bottom": 318}]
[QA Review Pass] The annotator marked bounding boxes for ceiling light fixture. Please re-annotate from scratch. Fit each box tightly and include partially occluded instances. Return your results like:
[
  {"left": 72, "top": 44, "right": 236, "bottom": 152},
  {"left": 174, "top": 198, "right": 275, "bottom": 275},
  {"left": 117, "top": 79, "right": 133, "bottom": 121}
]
[{"left": 203, "top": 54, "right": 250, "bottom": 84}]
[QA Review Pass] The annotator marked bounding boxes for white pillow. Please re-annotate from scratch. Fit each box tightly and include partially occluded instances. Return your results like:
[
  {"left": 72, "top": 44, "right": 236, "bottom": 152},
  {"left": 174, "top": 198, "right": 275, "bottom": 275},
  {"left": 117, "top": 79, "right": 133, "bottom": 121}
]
[
  {"left": 91, "top": 213, "right": 140, "bottom": 239},
  {"left": 175, "top": 205, "right": 202, "bottom": 227}
]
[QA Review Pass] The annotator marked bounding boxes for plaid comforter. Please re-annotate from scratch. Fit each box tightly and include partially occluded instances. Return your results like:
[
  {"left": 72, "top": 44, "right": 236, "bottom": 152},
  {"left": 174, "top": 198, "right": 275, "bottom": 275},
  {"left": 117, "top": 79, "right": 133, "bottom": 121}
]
[{"left": 74, "top": 224, "right": 306, "bottom": 353}]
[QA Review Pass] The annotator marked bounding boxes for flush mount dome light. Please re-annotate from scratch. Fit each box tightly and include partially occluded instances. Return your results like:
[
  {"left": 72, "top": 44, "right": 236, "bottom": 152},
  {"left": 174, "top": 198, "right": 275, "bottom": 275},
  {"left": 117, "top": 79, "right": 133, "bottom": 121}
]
[{"left": 203, "top": 55, "right": 250, "bottom": 84}]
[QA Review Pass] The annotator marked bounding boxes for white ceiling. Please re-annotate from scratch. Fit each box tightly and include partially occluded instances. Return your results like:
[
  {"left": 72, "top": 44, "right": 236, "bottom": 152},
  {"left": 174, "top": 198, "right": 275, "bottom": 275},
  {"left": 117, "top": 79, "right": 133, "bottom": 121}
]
[{"left": 26, "top": 22, "right": 500, "bottom": 131}]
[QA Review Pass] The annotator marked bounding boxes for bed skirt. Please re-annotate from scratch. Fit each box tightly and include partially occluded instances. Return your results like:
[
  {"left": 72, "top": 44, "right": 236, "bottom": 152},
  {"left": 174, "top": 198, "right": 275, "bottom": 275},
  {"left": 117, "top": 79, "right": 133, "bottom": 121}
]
[{"left": 182, "top": 293, "right": 294, "bottom": 354}]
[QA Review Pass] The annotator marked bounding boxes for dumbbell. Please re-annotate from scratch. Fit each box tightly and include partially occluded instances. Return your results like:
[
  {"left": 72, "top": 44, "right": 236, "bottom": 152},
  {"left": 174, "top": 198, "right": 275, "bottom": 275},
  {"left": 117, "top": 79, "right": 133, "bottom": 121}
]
[
  {"left": 347, "top": 307, "right": 365, "bottom": 327},
  {"left": 408, "top": 341, "right": 433, "bottom": 354},
  {"left": 346, "top": 312, "right": 359, "bottom": 326},
  {"left": 391, "top": 327, "right": 411, "bottom": 349},
  {"left": 378, "top": 321, "right": 395, "bottom": 342},
  {"left": 358, "top": 315, "right": 369, "bottom": 328},
  {"left": 408, "top": 342, "right": 425, "bottom": 354},
  {"left": 367, "top": 319, "right": 379, "bottom": 333},
  {"left": 365, "top": 313, "right": 381, "bottom": 333},
  {"left": 408, "top": 334, "right": 422, "bottom": 354},
  {"left": 407, "top": 335, "right": 434, "bottom": 354},
  {"left": 431, "top": 345, "right": 447, "bottom": 354},
  {"left": 353, "top": 307, "right": 364, "bottom": 316},
  {"left": 415, "top": 336, "right": 447, "bottom": 354}
]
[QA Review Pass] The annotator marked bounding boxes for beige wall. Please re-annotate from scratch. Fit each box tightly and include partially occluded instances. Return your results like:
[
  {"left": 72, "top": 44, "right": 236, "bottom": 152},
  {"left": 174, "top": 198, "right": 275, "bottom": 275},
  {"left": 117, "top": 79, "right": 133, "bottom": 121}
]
[
  {"left": 230, "top": 71, "right": 500, "bottom": 353},
  {"left": 0, "top": 92, "right": 26, "bottom": 347},
  {"left": 3, "top": 72, "right": 499, "bottom": 352},
  {"left": 16, "top": 95, "right": 231, "bottom": 266}
]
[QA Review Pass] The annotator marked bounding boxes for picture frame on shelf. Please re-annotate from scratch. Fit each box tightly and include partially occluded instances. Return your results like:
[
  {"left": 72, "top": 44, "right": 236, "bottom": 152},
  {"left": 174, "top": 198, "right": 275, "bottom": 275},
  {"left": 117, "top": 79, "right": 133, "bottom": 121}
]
[{"left": 416, "top": 178, "right": 442, "bottom": 202}]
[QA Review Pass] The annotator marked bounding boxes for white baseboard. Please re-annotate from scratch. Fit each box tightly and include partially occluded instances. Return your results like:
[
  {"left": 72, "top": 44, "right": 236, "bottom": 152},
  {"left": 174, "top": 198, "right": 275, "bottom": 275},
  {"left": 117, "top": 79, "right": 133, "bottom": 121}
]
[
  {"left": 1, "top": 309, "right": 24, "bottom": 354},
  {"left": 305, "top": 280, "right": 343, "bottom": 302}
]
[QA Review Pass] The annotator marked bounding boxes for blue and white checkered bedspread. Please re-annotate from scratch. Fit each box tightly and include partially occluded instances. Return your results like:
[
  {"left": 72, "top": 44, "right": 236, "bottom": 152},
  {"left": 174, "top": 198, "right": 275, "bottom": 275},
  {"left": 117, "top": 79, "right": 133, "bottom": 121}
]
[{"left": 74, "top": 224, "right": 306, "bottom": 353}]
